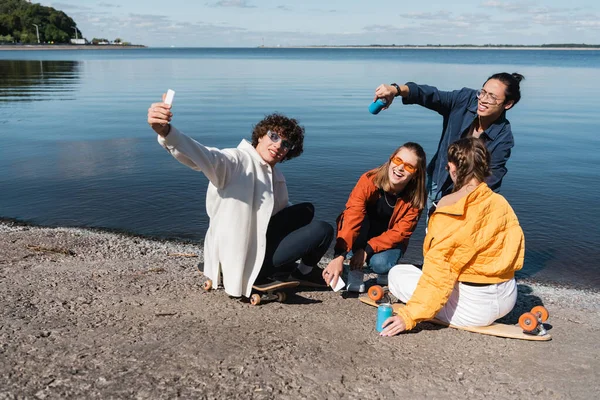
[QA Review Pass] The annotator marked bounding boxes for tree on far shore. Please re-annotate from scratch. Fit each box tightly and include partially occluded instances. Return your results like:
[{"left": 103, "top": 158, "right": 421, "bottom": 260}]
[{"left": 0, "top": 0, "right": 81, "bottom": 44}]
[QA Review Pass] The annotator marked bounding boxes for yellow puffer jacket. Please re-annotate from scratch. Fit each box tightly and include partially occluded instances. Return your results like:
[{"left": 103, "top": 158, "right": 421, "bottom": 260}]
[{"left": 396, "top": 183, "right": 525, "bottom": 330}]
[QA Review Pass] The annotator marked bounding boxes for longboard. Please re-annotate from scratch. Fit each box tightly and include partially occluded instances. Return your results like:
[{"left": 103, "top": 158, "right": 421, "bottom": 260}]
[
  {"left": 360, "top": 297, "right": 552, "bottom": 341},
  {"left": 250, "top": 280, "right": 299, "bottom": 306}
]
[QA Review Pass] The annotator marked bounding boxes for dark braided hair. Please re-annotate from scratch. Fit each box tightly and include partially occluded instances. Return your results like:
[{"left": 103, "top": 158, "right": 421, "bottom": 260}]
[{"left": 447, "top": 137, "right": 491, "bottom": 191}]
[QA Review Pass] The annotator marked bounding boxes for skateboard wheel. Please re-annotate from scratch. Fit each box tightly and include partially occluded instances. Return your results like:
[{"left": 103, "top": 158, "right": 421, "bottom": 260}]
[
  {"left": 531, "top": 305, "right": 549, "bottom": 322},
  {"left": 250, "top": 293, "right": 261, "bottom": 306},
  {"left": 368, "top": 285, "right": 385, "bottom": 302},
  {"left": 203, "top": 279, "right": 213, "bottom": 291},
  {"left": 519, "top": 312, "right": 539, "bottom": 332},
  {"left": 276, "top": 292, "right": 286, "bottom": 303}
]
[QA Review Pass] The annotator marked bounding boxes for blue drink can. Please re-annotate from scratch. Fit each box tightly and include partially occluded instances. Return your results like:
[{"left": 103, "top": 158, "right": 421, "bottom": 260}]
[
  {"left": 369, "top": 98, "right": 387, "bottom": 115},
  {"left": 376, "top": 303, "right": 393, "bottom": 332}
]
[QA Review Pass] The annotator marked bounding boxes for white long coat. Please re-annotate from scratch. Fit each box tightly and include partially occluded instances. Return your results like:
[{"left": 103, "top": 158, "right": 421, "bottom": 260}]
[{"left": 158, "top": 127, "right": 289, "bottom": 297}]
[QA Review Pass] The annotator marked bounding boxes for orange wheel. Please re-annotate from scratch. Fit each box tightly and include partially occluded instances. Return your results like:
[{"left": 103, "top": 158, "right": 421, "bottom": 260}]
[
  {"left": 519, "top": 312, "right": 539, "bottom": 332},
  {"left": 276, "top": 292, "right": 286, "bottom": 302},
  {"left": 531, "top": 305, "right": 549, "bottom": 322},
  {"left": 203, "top": 279, "right": 213, "bottom": 291},
  {"left": 368, "top": 285, "right": 385, "bottom": 302},
  {"left": 250, "top": 294, "right": 261, "bottom": 306}
]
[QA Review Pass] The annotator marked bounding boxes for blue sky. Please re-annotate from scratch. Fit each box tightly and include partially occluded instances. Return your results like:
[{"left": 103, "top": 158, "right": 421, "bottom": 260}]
[{"left": 40, "top": 0, "right": 600, "bottom": 47}]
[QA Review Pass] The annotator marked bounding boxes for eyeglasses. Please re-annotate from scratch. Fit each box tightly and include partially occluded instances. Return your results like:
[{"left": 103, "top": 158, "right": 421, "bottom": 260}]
[
  {"left": 476, "top": 89, "right": 504, "bottom": 105},
  {"left": 390, "top": 156, "right": 417, "bottom": 174},
  {"left": 267, "top": 130, "right": 295, "bottom": 151}
]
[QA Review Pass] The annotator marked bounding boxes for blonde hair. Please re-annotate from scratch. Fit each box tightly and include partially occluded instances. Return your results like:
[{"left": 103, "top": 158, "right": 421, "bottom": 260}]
[
  {"left": 447, "top": 137, "right": 491, "bottom": 191},
  {"left": 366, "top": 142, "right": 427, "bottom": 210}
]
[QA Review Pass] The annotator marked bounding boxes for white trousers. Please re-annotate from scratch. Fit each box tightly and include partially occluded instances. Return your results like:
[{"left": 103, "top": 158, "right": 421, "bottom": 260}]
[{"left": 388, "top": 264, "right": 518, "bottom": 327}]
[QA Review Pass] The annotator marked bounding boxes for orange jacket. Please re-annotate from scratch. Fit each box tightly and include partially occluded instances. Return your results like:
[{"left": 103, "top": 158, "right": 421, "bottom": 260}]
[
  {"left": 396, "top": 183, "right": 525, "bottom": 330},
  {"left": 334, "top": 172, "right": 421, "bottom": 257}
]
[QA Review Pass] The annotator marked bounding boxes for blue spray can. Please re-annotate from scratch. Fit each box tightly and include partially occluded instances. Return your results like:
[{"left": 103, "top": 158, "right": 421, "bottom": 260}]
[
  {"left": 369, "top": 98, "right": 387, "bottom": 115},
  {"left": 376, "top": 303, "right": 393, "bottom": 332}
]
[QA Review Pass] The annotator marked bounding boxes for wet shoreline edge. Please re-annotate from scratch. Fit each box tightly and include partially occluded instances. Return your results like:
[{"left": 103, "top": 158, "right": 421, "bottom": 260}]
[{"left": 2, "top": 217, "right": 598, "bottom": 294}]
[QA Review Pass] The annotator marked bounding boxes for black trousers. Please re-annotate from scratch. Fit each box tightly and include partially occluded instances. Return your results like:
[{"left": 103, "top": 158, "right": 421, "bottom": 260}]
[{"left": 258, "top": 202, "right": 334, "bottom": 280}]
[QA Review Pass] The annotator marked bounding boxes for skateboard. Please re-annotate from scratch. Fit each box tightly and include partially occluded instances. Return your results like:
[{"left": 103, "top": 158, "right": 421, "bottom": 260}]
[
  {"left": 250, "top": 280, "right": 300, "bottom": 306},
  {"left": 201, "top": 274, "right": 299, "bottom": 306},
  {"left": 361, "top": 286, "right": 552, "bottom": 341}
]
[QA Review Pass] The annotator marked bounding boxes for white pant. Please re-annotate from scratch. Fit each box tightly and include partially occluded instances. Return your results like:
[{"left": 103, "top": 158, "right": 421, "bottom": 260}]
[{"left": 388, "top": 264, "right": 517, "bottom": 327}]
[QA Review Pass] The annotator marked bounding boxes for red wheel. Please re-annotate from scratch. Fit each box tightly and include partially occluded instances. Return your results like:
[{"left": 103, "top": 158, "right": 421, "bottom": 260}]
[
  {"left": 368, "top": 285, "right": 385, "bottom": 302},
  {"left": 531, "top": 306, "right": 549, "bottom": 323},
  {"left": 250, "top": 294, "right": 261, "bottom": 306},
  {"left": 519, "top": 312, "right": 539, "bottom": 332},
  {"left": 203, "top": 279, "right": 213, "bottom": 291}
]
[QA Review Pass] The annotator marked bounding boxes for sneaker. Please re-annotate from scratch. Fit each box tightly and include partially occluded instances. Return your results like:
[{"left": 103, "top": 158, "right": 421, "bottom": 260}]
[
  {"left": 289, "top": 266, "right": 327, "bottom": 288},
  {"left": 376, "top": 274, "right": 388, "bottom": 286},
  {"left": 346, "top": 269, "right": 365, "bottom": 293}
]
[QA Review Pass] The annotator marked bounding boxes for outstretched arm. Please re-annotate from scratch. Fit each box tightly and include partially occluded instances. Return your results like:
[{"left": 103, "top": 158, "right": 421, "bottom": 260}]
[
  {"left": 147, "top": 94, "right": 237, "bottom": 189},
  {"left": 373, "top": 82, "right": 458, "bottom": 116},
  {"left": 373, "top": 83, "right": 410, "bottom": 109}
]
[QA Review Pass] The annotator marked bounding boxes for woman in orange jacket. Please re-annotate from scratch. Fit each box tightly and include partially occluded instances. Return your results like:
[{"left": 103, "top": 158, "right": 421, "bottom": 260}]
[
  {"left": 380, "top": 137, "right": 524, "bottom": 336},
  {"left": 322, "top": 142, "right": 427, "bottom": 292}
]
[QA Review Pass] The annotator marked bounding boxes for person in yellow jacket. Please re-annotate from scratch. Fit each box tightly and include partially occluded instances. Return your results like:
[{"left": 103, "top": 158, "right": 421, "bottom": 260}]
[{"left": 381, "top": 137, "right": 524, "bottom": 336}]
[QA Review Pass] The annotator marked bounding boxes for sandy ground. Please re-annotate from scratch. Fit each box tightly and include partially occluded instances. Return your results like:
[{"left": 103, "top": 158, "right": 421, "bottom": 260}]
[{"left": 1, "top": 221, "right": 599, "bottom": 399}]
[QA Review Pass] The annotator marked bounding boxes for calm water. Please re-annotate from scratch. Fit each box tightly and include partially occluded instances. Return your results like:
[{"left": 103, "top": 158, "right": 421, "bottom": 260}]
[{"left": 1, "top": 48, "right": 599, "bottom": 289}]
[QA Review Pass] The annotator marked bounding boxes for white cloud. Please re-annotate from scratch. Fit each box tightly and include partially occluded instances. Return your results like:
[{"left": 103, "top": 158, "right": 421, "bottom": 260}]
[
  {"left": 209, "top": 0, "right": 256, "bottom": 8},
  {"left": 308, "top": 9, "right": 338, "bottom": 13},
  {"left": 404, "top": 11, "right": 453, "bottom": 20},
  {"left": 480, "top": 0, "right": 539, "bottom": 13},
  {"left": 51, "top": 2, "right": 93, "bottom": 11}
]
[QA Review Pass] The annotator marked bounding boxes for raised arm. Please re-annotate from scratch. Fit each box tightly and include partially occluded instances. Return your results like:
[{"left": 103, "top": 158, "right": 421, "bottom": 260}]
[{"left": 147, "top": 96, "right": 238, "bottom": 189}]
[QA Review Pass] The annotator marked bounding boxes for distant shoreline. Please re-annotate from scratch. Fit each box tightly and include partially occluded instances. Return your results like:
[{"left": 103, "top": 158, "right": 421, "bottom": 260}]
[
  {"left": 2, "top": 45, "right": 599, "bottom": 51},
  {"left": 261, "top": 45, "right": 600, "bottom": 51},
  {"left": 0, "top": 44, "right": 146, "bottom": 51}
]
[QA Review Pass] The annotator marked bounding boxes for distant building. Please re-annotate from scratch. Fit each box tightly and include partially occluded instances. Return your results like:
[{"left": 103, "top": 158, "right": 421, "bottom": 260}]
[{"left": 70, "top": 38, "right": 86, "bottom": 45}]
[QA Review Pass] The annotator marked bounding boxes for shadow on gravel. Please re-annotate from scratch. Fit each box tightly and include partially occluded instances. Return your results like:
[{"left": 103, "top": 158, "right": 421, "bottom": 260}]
[
  {"left": 237, "top": 293, "right": 322, "bottom": 305},
  {"left": 283, "top": 293, "right": 323, "bottom": 305},
  {"left": 498, "top": 284, "right": 549, "bottom": 326}
]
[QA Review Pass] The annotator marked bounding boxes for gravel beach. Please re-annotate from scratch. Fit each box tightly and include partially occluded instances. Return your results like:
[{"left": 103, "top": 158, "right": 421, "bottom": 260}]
[{"left": 1, "top": 221, "right": 598, "bottom": 399}]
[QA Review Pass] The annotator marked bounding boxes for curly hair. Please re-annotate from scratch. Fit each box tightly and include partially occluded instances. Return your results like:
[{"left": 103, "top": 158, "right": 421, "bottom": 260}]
[
  {"left": 251, "top": 113, "right": 304, "bottom": 162},
  {"left": 447, "top": 137, "right": 491, "bottom": 191}
]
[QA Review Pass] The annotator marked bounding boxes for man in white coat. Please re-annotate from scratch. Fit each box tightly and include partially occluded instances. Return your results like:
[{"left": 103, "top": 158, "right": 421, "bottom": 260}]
[{"left": 147, "top": 94, "right": 333, "bottom": 298}]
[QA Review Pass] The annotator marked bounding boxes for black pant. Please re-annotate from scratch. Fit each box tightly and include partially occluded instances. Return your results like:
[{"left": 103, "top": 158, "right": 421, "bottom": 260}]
[{"left": 258, "top": 202, "right": 334, "bottom": 280}]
